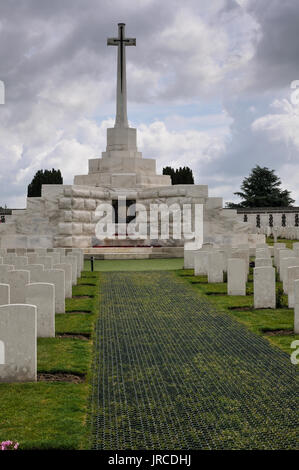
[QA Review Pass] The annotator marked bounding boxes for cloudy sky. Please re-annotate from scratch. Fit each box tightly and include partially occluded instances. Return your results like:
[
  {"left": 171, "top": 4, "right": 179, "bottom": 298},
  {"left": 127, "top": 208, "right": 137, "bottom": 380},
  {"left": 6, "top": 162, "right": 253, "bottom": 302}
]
[{"left": 0, "top": 0, "right": 298, "bottom": 207}]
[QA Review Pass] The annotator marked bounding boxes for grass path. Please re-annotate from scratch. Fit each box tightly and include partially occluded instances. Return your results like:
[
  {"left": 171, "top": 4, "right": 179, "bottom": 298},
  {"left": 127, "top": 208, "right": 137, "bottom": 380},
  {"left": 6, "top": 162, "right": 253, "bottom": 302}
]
[
  {"left": 89, "top": 271, "right": 298, "bottom": 450},
  {"left": 84, "top": 258, "right": 183, "bottom": 272}
]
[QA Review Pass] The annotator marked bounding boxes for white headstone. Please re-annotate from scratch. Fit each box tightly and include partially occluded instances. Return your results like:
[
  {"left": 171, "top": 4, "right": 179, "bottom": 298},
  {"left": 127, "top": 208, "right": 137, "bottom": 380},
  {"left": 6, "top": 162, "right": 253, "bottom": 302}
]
[
  {"left": 47, "top": 252, "right": 61, "bottom": 265},
  {"left": 256, "top": 248, "right": 270, "bottom": 259},
  {"left": 71, "top": 248, "right": 84, "bottom": 272},
  {"left": 230, "top": 248, "right": 249, "bottom": 277},
  {"left": 280, "top": 257, "right": 299, "bottom": 288},
  {"left": 14, "top": 264, "right": 44, "bottom": 277},
  {"left": 13, "top": 256, "right": 28, "bottom": 267},
  {"left": 287, "top": 266, "right": 299, "bottom": 308},
  {"left": 0, "top": 304, "right": 37, "bottom": 382},
  {"left": 54, "top": 263, "right": 72, "bottom": 298},
  {"left": 184, "top": 249, "right": 197, "bottom": 269},
  {"left": 0, "top": 284, "right": 10, "bottom": 305},
  {"left": 69, "top": 251, "right": 81, "bottom": 277},
  {"left": 6, "top": 270, "right": 30, "bottom": 303},
  {"left": 254, "top": 266, "right": 276, "bottom": 309},
  {"left": 0, "top": 339, "right": 4, "bottom": 364},
  {"left": 36, "top": 256, "right": 53, "bottom": 269},
  {"left": 62, "top": 255, "right": 77, "bottom": 286},
  {"left": 273, "top": 243, "right": 286, "bottom": 267},
  {"left": 208, "top": 252, "right": 223, "bottom": 283},
  {"left": 0, "top": 265, "right": 14, "bottom": 282},
  {"left": 35, "top": 248, "right": 47, "bottom": 255},
  {"left": 3, "top": 253, "right": 17, "bottom": 264},
  {"left": 255, "top": 258, "right": 273, "bottom": 267},
  {"left": 294, "top": 279, "right": 299, "bottom": 334},
  {"left": 25, "top": 283, "right": 55, "bottom": 338},
  {"left": 278, "top": 249, "right": 293, "bottom": 273},
  {"left": 227, "top": 258, "right": 246, "bottom": 296},
  {"left": 27, "top": 253, "right": 38, "bottom": 264},
  {"left": 194, "top": 251, "right": 209, "bottom": 276},
  {"left": 30, "top": 269, "right": 65, "bottom": 313}
]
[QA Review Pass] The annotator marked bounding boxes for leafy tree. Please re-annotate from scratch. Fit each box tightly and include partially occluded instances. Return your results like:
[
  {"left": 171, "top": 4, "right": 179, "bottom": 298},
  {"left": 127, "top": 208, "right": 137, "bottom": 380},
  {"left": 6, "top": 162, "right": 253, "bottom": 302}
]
[
  {"left": 226, "top": 165, "right": 294, "bottom": 208},
  {"left": 27, "top": 169, "right": 63, "bottom": 197},
  {"left": 163, "top": 166, "right": 194, "bottom": 185}
]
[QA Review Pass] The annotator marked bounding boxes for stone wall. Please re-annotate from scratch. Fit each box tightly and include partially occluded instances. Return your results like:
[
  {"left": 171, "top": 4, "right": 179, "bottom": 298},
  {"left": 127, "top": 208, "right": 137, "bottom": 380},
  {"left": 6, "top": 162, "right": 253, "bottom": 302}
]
[
  {"left": 235, "top": 208, "right": 299, "bottom": 238},
  {"left": 0, "top": 184, "right": 264, "bottom": 249}
]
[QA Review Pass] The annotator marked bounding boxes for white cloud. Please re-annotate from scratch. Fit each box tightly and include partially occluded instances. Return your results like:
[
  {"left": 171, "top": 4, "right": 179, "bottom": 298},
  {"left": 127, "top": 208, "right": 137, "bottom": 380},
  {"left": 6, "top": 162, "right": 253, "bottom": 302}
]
[
  {"left": 252, "top": 98, "right": 299, "bottom": 150},
  {"left": 138, "top": 120, "right": 227, "bottom": 181},
  {"left": 0, "top": 0, "right": 298, "bottom": 209}
]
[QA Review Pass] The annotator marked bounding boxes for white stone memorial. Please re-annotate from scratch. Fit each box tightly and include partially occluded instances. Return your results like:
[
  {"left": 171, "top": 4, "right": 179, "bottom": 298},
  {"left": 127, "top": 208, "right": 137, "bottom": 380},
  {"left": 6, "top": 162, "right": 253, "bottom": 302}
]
[
  {"left": 64, "top": 255, "right": 77, "bottom": 286},
  {"left": 0, "top": 265, "right": 14, "bottom": 282},
  {"left": 278, "top": 249, "right": 293, "bottom": 273},
  {"left": 230, "top": 248, "right": 249, "bottom": 277},
  {"left": 227, "top": 258, "right": 246, "bottom": 296},
  {"left": 14, "top": 264, "right": 44, "bottom": 277},
  {"left": 208, "top": 252, "right": 223, "bottom": 283},
  {"left": 71, "top": 248, "right": 84, "bottom": 272},
  {"left": 255, "top": 258, "right": 272, "bottom": 267},
  {"left": 254, "top": 266, "right": 276, "bottom": 309},
  {"left": 25, "top": 283, "right": 55, "bottom": 337},
  {"left": 194, "top": 251, "right": 209, "bottom": 276},
  {"left": 273, "top": 243, "right": 286, "bottom": 267},
  {"left": 280, "top": 257, "right": 299, "bottom": 288},
  {"left": 30, "top": 269, "right": 65, "bottom": 313},
  {"left": 184, "top": 249, "right": 198, "bottom": 269},
  {"left": 54, "top": 263, "right": 72, "bottom": 298},
  {"left": 69, "top": 251, "right": 81, "bottom": 277},
  {"left": 13, "top": 256, "right": 28, "bottom": 266},
  {"left": 0, "top": 304, "right": 37, "bottom": 382},
  {"left": 47, "top": 252, "right": 61, "bottom": 265},
  {"left": 36, "top": 255, "right": 53, "bottom": 269},
  {"left": 294, "top": 279, "right": 299, "bottom": 334},
  {"left": 287, "top": 266, "right": 299, "bottom": 308},
  {"left": 6, "top": 270, "right": 30, "bottom": 303},
  {"left": 0, "top": 284, "right": 10, "bottom": 305},
  {"left": 3, "top": 254, "right": 17, "bottom": 264}
]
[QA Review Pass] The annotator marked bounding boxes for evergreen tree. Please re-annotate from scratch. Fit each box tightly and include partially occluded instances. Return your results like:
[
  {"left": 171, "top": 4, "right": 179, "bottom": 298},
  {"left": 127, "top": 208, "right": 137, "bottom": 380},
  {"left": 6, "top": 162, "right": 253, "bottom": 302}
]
[
  {"left": 27, "top": 169, "right": 63, "bottom": 197},
  {"left": 163, "top": 166, "right": 194, "bottom": 185},
  {"left": 226, "top": 165, "right": 294, "bottom": 208}
]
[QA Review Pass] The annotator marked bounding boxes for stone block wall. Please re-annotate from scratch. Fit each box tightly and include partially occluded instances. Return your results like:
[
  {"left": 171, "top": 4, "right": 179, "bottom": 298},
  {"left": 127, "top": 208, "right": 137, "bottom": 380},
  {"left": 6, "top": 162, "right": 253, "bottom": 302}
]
[{"left": 0, "top": 184, "right": 263, "bottom": 249}]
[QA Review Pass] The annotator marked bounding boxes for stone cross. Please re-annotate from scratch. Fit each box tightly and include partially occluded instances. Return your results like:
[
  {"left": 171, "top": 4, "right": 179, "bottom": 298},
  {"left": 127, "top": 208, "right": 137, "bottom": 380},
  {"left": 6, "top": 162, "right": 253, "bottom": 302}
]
[{"left": 107, "top": 23, "right": 136, "bottom": 128}]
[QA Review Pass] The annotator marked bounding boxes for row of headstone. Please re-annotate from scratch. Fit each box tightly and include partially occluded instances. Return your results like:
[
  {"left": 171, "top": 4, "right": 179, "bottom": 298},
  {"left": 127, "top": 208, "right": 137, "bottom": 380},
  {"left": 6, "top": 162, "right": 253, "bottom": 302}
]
[
  {"left": 253, "top": 244, "right": 276, "bottom": 308},
  {"left": 273, "top": 242, "right": 299, "bottom": 332},
  {"left": 0, "top": 247, "right": 84, "bottom": 382},
  {"left": 256, "top": 226, "right": 299, "bottom": 241},
  {"left": 185, "top": 242, "right": 298, "bottom": 332},
  {"left": 191, "top": 244, "right": 249, "bottom": 285}
]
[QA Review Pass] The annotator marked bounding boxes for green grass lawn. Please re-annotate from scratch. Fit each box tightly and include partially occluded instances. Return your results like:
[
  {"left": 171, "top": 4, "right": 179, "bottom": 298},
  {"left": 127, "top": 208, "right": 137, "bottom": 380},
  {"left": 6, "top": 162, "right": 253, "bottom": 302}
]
[
  {"left": 177, "top": 267, "right": 299, "bottom": 356},
  {"left": 1, "top": 241, "right": 297, "bottom": 449},
  {"left": 266, "top": 237, "right": 298, "bottom": 248},
  {"left": 0, "top": 272, "right": 100, "bottom": 450},
  {"left": 84, "top": 257, "right": 184, "bottom": 272}
]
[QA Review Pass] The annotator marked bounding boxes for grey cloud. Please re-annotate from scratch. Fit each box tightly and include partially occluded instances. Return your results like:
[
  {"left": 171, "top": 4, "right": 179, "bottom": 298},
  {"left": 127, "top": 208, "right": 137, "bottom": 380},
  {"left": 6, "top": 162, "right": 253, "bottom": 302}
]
[{"left": 0, "top": 0, "right": 298, "bottom": 207}]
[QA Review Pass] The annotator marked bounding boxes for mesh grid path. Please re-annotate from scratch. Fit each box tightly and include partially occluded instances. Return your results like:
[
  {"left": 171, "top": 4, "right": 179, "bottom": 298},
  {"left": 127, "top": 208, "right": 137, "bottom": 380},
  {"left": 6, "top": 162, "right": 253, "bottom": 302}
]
[{"left": 89, "top": 271, "right": 298, "bottom": 450}]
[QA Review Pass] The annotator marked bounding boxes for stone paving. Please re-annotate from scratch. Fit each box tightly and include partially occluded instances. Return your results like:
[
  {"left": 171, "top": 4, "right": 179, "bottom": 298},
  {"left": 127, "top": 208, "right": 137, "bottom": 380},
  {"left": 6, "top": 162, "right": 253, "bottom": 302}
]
[{"left": 89, "top": 271, "right": 298, "bottom": 450}]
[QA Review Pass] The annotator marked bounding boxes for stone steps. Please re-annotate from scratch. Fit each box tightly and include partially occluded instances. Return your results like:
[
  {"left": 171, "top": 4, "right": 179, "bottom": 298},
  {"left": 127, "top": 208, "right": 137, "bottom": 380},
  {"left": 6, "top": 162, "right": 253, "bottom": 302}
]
[{"left": 84, "top": 246, "right": 183, "bottom": 259}]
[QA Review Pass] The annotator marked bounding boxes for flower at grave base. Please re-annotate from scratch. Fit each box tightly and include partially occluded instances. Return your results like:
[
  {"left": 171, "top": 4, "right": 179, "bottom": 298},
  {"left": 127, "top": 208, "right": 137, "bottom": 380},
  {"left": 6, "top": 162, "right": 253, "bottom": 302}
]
[{"left": 1, "top": 440, "right": 19, "bottom": 450}]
